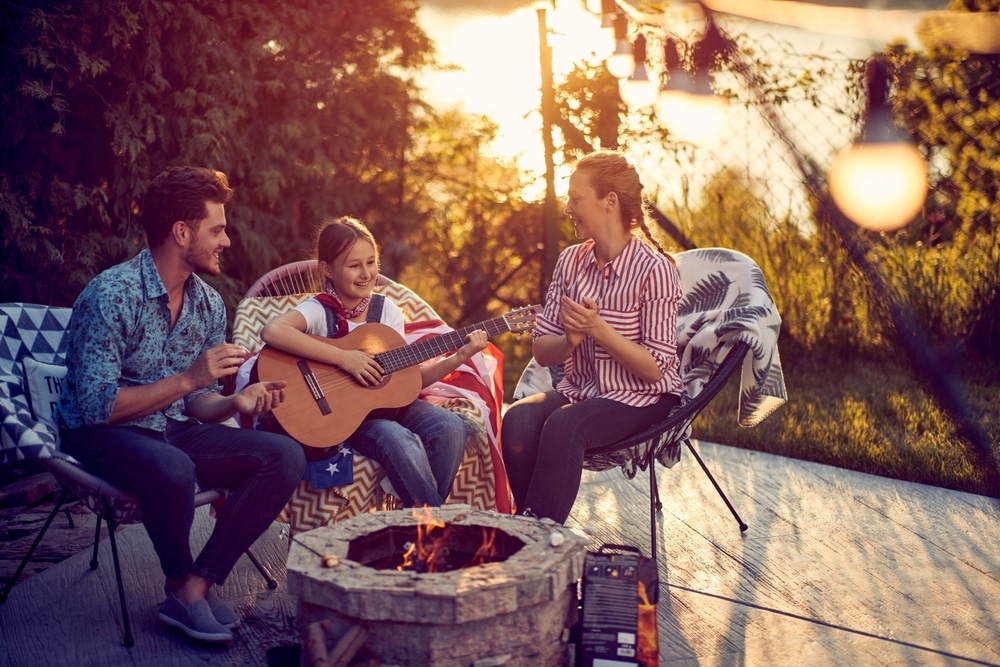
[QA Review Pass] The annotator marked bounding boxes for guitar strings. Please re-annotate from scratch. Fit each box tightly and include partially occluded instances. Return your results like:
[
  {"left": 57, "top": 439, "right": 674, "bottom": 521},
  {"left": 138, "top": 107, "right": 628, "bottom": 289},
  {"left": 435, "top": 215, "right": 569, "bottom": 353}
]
[{"left": 305, "top": 308, "right": 536, "bottom": 394}]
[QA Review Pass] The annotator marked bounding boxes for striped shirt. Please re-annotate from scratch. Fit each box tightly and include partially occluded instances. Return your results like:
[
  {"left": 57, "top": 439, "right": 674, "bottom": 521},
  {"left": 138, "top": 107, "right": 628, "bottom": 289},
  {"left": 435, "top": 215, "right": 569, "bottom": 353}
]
[{"left": 534, "top": 236, "right": 683, "bottom": 407}]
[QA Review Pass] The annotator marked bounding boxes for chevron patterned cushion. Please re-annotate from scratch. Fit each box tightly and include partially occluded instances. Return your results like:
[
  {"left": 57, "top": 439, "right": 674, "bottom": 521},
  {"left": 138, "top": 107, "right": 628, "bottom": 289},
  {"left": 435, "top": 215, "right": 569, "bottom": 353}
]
[
  {"left": 0, "top": 303, "right": 77, "bottom": 466},
  {"left": 233, "top": 278, "right": 506, "bottom": 535},
  {"left": 232, "top": 294, "right": 312, "bottom": 353}
]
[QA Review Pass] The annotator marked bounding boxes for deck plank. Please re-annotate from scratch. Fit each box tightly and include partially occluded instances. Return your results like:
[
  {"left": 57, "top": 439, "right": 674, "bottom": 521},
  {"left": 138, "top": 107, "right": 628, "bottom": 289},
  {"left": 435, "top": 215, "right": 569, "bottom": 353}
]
[
  {"left": 566, "top": 441, "right": 1000, "bottom": 667},
  {"left": 0, "top": 506, "right": 298, "bottom": 667},
  {"left": 3, "top": 441, "right": 999, "bottom": 667}
]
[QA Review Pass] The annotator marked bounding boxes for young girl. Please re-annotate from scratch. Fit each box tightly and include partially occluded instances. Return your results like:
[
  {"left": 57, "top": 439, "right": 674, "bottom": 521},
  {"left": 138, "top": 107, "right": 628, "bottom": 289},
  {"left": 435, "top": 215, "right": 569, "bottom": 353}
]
[
  {"left": 501, "top": 150, "right": 684, "bottom": 523},
  {"left": 260, "top": 216, "right": 488, "bottom": 507}
]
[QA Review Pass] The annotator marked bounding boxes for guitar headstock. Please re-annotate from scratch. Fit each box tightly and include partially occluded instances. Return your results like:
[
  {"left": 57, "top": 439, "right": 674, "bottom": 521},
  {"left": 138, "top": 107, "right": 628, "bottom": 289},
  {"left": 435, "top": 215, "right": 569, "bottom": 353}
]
[{"left": 503, "top": 305, "right": 541, "bottom": 335}]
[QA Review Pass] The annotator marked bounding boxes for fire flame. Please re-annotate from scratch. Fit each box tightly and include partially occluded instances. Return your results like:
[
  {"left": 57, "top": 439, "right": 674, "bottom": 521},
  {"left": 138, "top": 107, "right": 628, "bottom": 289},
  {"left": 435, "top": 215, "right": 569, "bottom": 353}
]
[
  {"left": 398, "top": 506, "right": 447, "bottom": 572},
  {"left": 396, "top": 507, "right": 500, "bottom": 573},
  {"left": 469, "top": 526, "right": 497, "bottom": 568},
  {"left": 637, "top": 579, "right": 659, "bottom": 667}
]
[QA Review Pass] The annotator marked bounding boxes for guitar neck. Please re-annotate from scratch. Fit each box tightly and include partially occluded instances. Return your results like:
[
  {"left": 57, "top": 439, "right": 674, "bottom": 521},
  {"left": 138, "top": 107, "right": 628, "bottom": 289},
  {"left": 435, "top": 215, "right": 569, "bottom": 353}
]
[{"left": 374, "top": 317, "right": 510, "bottom": 374}]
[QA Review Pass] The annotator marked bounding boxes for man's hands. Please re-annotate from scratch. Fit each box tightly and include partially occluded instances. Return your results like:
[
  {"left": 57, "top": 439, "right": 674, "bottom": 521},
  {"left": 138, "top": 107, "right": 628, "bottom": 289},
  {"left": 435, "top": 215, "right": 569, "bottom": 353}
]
[
  {"left": 233, "top": 380, "right": 287, "bottom": 417},
  {"left": 184, "top": 343, "right": 287, "bottom": 420},
  {"left": 188, "top": 343, "right": 252, "bottom": 389}
]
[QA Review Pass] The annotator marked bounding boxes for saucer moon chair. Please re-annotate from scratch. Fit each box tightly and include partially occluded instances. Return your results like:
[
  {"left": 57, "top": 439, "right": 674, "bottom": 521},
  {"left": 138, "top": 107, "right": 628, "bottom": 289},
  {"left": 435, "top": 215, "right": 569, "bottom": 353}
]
[
  {"left": 0, "top": 303, "right": 277, "bottom": 648},
  {"left": 513, "top": 247, "right": 787, "bottom": 565},
  {"left": 233, "top": 260, "right": 512, "bottom": 536}
]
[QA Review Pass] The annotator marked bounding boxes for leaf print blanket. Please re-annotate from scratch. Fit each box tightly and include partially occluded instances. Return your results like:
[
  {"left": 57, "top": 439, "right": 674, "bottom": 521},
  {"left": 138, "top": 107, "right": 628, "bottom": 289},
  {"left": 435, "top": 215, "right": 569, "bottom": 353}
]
[{"left": 512, "top": 247, "right": 786, "bottom": 476}]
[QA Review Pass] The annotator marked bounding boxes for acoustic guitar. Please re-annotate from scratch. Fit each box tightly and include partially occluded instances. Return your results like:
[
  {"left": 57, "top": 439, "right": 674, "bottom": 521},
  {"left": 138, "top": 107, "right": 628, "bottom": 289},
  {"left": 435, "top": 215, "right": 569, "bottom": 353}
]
[{"left": 255, "top": 305, "right": 539, "bottom": 448}]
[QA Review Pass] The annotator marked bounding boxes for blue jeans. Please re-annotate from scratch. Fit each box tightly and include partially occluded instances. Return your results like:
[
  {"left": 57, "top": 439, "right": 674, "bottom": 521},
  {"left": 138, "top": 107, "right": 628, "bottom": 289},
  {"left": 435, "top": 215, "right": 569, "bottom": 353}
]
[
  {"left": 60, "top": 420, "right": 305, "bottom": 585},
  {"left": 501, "top": 391, "right": 680, "bottom": 523},
  {"left": 349, "top": 400, "right": 467, "bottom": 507}
]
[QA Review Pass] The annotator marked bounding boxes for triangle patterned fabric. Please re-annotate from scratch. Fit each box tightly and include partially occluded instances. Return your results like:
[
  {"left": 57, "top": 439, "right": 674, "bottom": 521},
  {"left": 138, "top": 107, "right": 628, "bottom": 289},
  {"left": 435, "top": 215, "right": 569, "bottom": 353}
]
[
  {"left": 1, "top": 303, "right": 141, "bottom": 525},
  {"left": 0, "top": 303, "right": 74, "bottom": 465}
]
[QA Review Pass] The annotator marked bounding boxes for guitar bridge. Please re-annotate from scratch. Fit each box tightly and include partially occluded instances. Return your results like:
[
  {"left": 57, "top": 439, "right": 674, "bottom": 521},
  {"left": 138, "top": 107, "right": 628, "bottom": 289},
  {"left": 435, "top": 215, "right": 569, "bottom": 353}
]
[{"left": 297, "top": 360, "right": 332, "bottom": 415}]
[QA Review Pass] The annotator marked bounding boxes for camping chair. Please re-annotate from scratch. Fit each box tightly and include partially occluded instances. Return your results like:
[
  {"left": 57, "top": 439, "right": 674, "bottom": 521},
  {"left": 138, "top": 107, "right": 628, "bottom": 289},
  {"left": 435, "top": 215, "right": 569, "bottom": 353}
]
[
  {"left": 586, "top": 342, "right": 750, "bottom": 556},
  {"left": 0, "top": 303, "right": 276, "bottom": 648},
  {"left": 513, "top": 247, "right": 787, "bottom": 566},
  {"left": 231, "top": 261, "right": 511, "bottom": 535},
  {"left": 244, "top": 259, "right": 323, "bottom": 298}
]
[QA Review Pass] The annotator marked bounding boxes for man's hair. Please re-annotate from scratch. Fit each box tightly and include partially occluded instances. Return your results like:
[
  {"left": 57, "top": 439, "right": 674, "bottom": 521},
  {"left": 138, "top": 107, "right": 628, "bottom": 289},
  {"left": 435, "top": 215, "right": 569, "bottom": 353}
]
[{"left": 141, "top": 167, "right": 234, "bottom": 247}]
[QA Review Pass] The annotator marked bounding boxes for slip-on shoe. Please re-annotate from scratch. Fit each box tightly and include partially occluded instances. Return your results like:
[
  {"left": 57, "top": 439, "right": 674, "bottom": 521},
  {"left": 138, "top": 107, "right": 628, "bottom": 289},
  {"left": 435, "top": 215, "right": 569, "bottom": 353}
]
[
  {"left": 158, "top": 594, "right": 233, "bottom": 644},
  {"left": 206, "top": 588, "right": 240, "bottom": 629},
  {"left": 164, "top": 584, "right": 240, "bottom": 629}
]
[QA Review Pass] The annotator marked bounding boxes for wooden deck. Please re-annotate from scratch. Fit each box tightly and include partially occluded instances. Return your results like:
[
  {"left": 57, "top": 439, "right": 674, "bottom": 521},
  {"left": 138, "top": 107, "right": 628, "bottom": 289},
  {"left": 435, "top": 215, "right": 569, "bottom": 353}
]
[{"left": 2, "top": 441, "right": 999, "bottom": 667}]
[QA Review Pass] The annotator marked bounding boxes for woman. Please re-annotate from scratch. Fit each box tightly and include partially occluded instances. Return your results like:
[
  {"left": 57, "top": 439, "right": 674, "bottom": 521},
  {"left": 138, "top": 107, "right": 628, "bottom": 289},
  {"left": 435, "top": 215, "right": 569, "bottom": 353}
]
[
  {"left": 260, "top": 216, "right": 488, "bottom": 508},
  {"left": 502, "top": 150, "right": 684, "bottom": 523}
]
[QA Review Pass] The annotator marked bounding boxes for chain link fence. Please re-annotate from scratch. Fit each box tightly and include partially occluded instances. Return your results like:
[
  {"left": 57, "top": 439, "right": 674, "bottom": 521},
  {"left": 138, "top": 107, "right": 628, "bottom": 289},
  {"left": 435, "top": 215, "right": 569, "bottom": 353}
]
[{"left": 617, "top": 20, "right": 998, "bottom": 358}]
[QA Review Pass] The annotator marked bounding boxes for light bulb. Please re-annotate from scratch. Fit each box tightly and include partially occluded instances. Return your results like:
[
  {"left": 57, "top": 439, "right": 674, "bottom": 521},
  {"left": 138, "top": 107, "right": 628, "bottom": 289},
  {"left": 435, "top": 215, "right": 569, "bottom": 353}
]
[
  {"left": 606, "top": 41, "right": 634, "bottom": 79},
  {"left": 619, "top": 63, "right": 658, "bottom": 107},
  {"left": 605, "top": 11, "right": 633, "bottom": 79},
  {"left": 655, "top": 71, "right": 728, "bottom": 145},
  {"left": 828, "top": 142, "right": 928, "bottom": 231}
]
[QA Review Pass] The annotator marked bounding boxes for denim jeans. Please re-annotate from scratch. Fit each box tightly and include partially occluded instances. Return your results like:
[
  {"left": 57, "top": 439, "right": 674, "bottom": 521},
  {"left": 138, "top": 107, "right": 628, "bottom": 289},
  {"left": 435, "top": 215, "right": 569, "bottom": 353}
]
[
  {"left": 349, "top": 400, "right": 467, "bottom": 507},
  {"left": 501, "top": 391, "right": 680, "bottom": 523},
  {"left": 60, "top": 420, "right": 305, "bottom": 585}
]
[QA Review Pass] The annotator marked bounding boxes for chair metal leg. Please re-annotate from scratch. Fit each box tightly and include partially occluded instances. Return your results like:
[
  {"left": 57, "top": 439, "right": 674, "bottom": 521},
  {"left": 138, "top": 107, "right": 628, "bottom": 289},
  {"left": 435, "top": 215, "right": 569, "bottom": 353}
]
[
  {"left": 684, "top": 439, "right": 748, "bottom": 532},
  {"left": 90, "top": 515, "right": 102, "bottom": 569},
  {"left": 648, "top": 461, "right": 659, "bottom": 566},
  {"left": 244, "top": 548, "right": 278, "bottom": 590},
  {"left": 100, "top": 498, "right": 135, "bottom": 648},
  {"left": 0, "top": 488, "right": 70, "bottom": 602}
]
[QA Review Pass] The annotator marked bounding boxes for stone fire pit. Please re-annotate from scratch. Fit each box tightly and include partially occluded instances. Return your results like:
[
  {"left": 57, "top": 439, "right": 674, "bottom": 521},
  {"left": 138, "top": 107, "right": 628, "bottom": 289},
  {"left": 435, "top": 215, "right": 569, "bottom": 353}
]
[{"left": 287, "top": 504, "right": 588, "bottom": 667}]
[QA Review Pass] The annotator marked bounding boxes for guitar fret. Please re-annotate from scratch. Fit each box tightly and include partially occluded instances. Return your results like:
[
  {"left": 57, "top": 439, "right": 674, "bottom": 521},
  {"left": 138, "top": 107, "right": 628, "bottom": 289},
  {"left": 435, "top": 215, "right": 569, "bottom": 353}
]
[{"left": 376, "top": 316, "right": 510, "bottom": 374}]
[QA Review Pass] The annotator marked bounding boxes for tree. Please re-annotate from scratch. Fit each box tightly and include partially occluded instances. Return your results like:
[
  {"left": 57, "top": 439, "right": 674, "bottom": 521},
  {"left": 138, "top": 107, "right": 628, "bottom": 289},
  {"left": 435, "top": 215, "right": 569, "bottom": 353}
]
[
  {"left": 398, "top": 110, "right": 544, "bottom": 324},
  {"left": 882, "top": 0, "right": 1000, "bottom": 353},
  {"left": 890, "top": 0, "right": 1000, "bottom": 239},
  {"left": 0, "top": 0, "right": 436, "bottom": 312}
]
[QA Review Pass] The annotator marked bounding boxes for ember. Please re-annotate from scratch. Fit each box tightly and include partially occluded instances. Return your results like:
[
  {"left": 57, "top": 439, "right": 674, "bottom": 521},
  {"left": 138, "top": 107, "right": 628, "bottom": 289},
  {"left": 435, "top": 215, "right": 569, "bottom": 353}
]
[{"left": 345, "top": 520, "right": 522, "bottom": 573}]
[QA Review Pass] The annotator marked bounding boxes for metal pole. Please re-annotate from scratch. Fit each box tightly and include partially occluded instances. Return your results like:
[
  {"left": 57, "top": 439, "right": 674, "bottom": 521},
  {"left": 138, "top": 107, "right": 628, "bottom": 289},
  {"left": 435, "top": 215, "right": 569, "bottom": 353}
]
[{"left": 537, "top": 5, "right": 560, "bottom": 299}]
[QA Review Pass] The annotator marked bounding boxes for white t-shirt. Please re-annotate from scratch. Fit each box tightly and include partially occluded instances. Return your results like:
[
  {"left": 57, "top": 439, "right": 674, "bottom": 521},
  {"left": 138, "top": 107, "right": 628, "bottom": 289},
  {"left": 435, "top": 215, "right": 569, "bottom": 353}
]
[{"left": 294, "top": 295, "right": 405, "bottom": 337}]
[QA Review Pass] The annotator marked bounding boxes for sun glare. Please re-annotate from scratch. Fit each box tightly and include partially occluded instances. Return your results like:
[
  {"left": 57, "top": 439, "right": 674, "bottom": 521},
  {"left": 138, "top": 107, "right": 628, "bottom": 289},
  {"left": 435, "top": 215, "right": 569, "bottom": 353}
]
[{"left": 419, "top": 4, "right": 608, "bottom": 180}]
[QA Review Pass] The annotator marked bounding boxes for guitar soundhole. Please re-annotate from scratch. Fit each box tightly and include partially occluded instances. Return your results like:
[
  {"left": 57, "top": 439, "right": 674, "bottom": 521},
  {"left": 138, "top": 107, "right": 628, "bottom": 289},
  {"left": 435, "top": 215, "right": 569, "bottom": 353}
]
[{"left": 367, "top": 373, "right": 390, "bottom": 390}]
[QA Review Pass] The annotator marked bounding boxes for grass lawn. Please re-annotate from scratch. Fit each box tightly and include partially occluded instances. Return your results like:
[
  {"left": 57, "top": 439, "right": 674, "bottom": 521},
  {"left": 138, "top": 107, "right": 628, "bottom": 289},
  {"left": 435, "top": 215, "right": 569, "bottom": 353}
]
[{"left": 693, "top": 349, "right": 1000, "bottom": 498}]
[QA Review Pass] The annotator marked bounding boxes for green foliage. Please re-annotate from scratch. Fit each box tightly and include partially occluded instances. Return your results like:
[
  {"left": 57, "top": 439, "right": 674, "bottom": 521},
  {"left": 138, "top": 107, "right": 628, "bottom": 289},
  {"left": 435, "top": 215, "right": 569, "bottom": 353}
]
[
  {"left": 872, "top": 227, "right": 1000, "bottom": 356},
  {"left": 554, "top": 56, "right": 623, "bottom": 156},
  {"left": 694, "top": 352, "right": 1000, "bottom": 497},
  {"left": 1, "top": 0, "right": 437, "bottom": 315},
  {"left": 893, "top": 4, "right": 1000, "bottom": 239}
]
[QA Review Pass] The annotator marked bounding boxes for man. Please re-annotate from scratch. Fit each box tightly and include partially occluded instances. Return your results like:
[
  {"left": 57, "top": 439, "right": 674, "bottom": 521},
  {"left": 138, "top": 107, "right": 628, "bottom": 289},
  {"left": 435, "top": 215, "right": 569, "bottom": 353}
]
[{"left": 55, "top": 166, "right": 306, "bottom": 645}]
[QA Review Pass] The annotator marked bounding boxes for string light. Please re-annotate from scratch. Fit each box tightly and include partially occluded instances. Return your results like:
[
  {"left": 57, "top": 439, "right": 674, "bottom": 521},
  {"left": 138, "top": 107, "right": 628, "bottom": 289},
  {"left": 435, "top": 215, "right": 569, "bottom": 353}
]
[
  {"left": 605, "top": 12, "right": 634, "bottom": 79},
  {"left": 597, "top": 6, "right": 926, "bottom": 218},
  {"left": 619, "top": 33, "right": 658, "bottom": 108},
  {"left": 828, "top": 57, "right": 928, "bottom": 231},
  {"left": 655, "top": 36, "right": 727, "bottom": 144}
]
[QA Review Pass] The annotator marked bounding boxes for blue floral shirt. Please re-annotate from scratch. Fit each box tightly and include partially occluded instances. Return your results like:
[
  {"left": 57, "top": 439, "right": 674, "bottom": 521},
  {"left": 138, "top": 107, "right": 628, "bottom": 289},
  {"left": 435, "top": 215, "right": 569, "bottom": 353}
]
[{"left": 54, "top": 248, "right": 227, "bottom": 432}]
